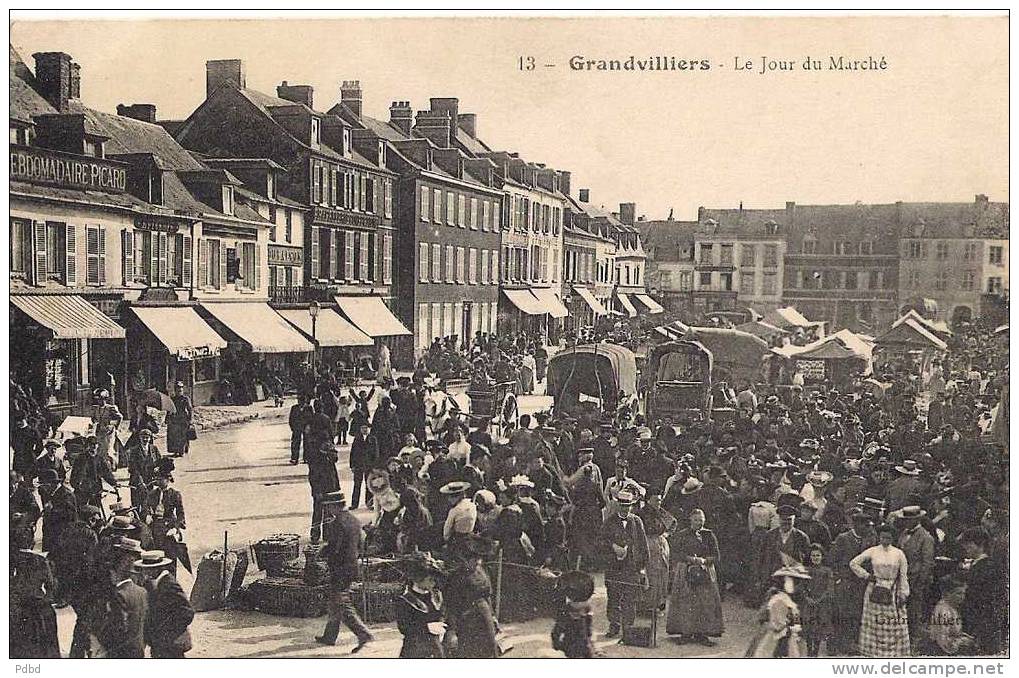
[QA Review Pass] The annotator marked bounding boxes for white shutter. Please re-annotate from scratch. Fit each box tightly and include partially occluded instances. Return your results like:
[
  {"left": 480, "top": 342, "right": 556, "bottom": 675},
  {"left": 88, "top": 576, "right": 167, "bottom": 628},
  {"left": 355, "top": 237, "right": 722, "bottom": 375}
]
[
  {"left": 383, "top": 234, "right": 392, "bottom": 284},
  {"left": 310, "top": 225, "right": 320, "bottom": 279},
  {"left": 182, "top": 234, "right": 193, "bottom": 286},
  {"left": 198, "top": 238, "right": 208, "bottom": 288},
  {"left": 33, "top": 220, "right": 47, "bottom": 285},
  {"left": 86, "top": 226, "right": 100, "bottom": 285},
  {"left": 419, "top": 242, "right": 429, "bottom": 283},
  {"left": 158, "top": 232, "right": 168, "bottom": 285},
  {"left": 345, "top": 231, "right": 355, "bottom": 280},
  {"left": 123, "top": 231, "right": 135, "bottom": 285},
  {"left": 359, "top": 232, "right": 369, "bottom": 281},
  {"left": 218, "top": 240, "right": 227, "bottom": 290},
  {"left": 64, "top": 224, "right": 77, "bottom": 285},
  {"left": 431, "top": 244, "right": 441, "bottom": 281}
]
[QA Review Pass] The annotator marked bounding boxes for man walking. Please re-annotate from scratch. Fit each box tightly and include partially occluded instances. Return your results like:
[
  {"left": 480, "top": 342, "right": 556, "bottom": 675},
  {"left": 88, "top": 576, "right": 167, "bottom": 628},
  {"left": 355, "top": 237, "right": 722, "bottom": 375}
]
[
  {"left": 316, "top": 490, "right": 374, "bottom": 651},
  {"left": 289, "top": 394, "right": 312, "bottom": 465},
  {"left": 137, "top": 550, "right": 195, "bottom": 657},
  {"left": 601, "top": 489, "right": 649, "bottom": 640}
]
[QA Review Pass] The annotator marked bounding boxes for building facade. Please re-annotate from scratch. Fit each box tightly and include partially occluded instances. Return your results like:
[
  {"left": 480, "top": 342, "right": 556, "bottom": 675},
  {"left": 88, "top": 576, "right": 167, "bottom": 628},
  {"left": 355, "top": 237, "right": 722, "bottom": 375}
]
[{"left": 637, "top": 218, "right": 697, "bottom": 316}]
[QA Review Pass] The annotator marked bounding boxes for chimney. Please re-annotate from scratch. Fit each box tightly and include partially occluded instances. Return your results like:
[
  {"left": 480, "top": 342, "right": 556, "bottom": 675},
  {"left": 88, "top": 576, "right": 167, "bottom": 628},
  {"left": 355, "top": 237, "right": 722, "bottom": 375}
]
[
  {"left": 414, "top": 109, "right": 453, "bottom": 148},
  {"left": 116, "top": 103, "right": 157, "bottom": 124},
  {"left": 389, "top": 101, "right": 412, "bottom": 135},
  {"left": 276, "top": 81, "right": 314, "bottom": 108},
  {"left": 33, "top": 52, "right": 73, "bottom": 112},
  {"left": 619, "top": 202, "right": 636, "bottom": 225},
  {"left": 579, "top": 188, "right": 590, "bottom": 203},
  {"left": 206, "top": 59, "right": 245, "bottom": 99},
  {"left": 457, "top": 113, "right": 477, "bottom": 138},
  {"left": 69, "top": 62, "right": 81, "bottom": 100},
  {"left": 557, "top": 170, "right": 571, "bottom": 196},
  {"left": 340, "top": 80, "right": 362, "bottom": 118},
  {"left": 429, "top": 97, "right": 459, "bottom": 123}
]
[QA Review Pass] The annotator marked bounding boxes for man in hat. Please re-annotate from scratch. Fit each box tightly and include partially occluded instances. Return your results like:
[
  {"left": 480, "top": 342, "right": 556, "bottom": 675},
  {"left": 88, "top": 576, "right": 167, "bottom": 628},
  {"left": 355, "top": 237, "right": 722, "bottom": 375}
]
[
  {"left": 91, "top": 388, "right": 124, "bottom": 465},
  {"left": 896, "top": 505, "right": 935, "bottom": 649},
  {"left": 349, "top": 423, "right": 379, "bottom": 510},
  {"left": 796, "top": 502, "right": 832, "bottom": 547},
  {"left": 288, "top": 393, "right": 313, "bottom": 465},
  {"left": 307, "top": 432, "right": 341, "bottom": 545},
  {"left": 886, "top": 460, "right": 925, "bottom": 512},
  {"left": 592, "top": 422, "right": 619, "bottom": 486},
  {"left": 441, "top": 480, "right": 478, "bottom": 550},
  {"left": 601, "top": 488, "right": 649, "bottom": 640},
  {"left": 70, "top": 435, "right": 119, "bottom": 508},
  {"left": 10, "top": 470, "right": 42, "bottom": 542},
  {"left": 603, "top": 458, "right": 645, "bottom": 520},
  {"left": 38, "top": 468, "right": 78, "bottom": 553},
  {"left": 127, "top": 427, "right": 163, "bottom": 508},
  {"left": 34, "top": 439, "right": 68, "bottom": 484},
  {"left": 756, "top": 504, "right": 811, "bottom": 601},
  {"left": 166, "top": 381, "right": 194, "bottom": 458},
  {"left": 316, "top": 490, "right": 373, "bottom": 651},
  {"left": 145, "top": 458, "right": 186, "bottom": 556},
  {"left": 52, "top": 504, "right": 103, "bottom": 657},
  {"left": 95, "top": 537, "right": 148, "bottom": 658},
  {"left": 137, "top": 550, "right": 195, "bottom": 657},
  {"left": 11, "top": 409, "right": 43, "bottom": 479},
  {"left": 829, "top": 510, "right": 877, "bottom": 655}
]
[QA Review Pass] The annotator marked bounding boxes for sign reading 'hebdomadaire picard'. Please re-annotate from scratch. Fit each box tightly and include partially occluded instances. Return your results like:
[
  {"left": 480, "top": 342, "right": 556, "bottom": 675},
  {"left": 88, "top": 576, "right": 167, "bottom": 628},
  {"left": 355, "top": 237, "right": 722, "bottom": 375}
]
[{"left": 10, "top": 146, "right": 127, "bottom": 193}]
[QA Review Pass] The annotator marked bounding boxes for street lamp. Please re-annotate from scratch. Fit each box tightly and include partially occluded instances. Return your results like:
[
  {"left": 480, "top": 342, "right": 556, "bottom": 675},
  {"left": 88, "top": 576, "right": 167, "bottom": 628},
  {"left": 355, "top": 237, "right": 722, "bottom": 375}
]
[{"left": 308, "top": 300, "right": 320, "bottom": 372}]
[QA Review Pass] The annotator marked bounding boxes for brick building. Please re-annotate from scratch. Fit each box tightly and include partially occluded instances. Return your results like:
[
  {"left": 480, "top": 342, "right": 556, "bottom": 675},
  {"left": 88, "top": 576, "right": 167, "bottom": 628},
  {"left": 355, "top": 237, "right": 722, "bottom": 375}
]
[{"left": 637, "top": 217, "right": 697, "bottom": 316}]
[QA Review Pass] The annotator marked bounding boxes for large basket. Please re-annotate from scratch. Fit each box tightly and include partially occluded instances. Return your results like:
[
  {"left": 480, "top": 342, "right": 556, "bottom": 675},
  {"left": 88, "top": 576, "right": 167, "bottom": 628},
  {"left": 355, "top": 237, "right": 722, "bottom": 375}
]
[
  {"left": 350, "top": 581, "right": 403, "bottom": 623},
  {"left": 247, "top": 577, "right": 329, "bottom": 618},
  {"left": 251, "top": 534, "right": 300, "bottom": 575}
]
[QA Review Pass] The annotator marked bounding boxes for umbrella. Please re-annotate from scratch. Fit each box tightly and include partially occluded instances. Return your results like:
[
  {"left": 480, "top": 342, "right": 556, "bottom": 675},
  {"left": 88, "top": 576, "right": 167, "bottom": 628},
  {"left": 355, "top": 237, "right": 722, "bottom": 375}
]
[
  {"left": 135, "top": 389, "right": 177, "bottom": 415},
  {"left": 165, "top": 533, "right": 193, "bottom": 574}
]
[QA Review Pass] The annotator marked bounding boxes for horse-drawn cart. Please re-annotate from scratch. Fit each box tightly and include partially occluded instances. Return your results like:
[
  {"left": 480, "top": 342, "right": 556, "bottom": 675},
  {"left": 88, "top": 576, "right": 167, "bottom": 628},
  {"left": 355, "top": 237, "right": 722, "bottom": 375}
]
[{"left": 466, "top": 380, "right": 519, "bottom": 434}]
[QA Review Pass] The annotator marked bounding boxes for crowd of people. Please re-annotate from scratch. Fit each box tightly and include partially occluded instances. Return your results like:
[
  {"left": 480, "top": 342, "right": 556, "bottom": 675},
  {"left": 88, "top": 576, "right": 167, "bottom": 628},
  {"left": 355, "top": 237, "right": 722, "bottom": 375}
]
[{"left": 9, "top": 313, "right": 1010, "bottom": 659}]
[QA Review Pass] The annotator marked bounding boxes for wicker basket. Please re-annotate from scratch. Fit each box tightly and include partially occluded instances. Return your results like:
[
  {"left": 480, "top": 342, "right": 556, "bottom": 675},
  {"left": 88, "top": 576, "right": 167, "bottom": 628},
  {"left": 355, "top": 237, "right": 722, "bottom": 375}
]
[
  {"left": 350, "top": 581, "right": 402, "bottom": 623},
  {"left": 303, "top": 559, "right": 330, "bottom": 586},
  {"left": 251, "top": 534, "right": 300, "bottom": 575},
  {"left": 248, "top": 577, "right": 328, "bottom": 618},
  {"left": 303, "top": 543, "right": 326, "bottom": 562}
]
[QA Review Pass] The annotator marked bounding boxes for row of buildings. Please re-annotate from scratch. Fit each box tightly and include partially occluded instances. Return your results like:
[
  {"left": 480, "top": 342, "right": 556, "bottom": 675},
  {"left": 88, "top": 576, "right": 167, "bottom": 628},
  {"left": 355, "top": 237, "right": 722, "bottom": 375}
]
[
  {"left": 639, "top": 197, "right": 1009, "bottom": 333},
  {"left": 10, "top": 50, "right": 658, "bottom": 415}
]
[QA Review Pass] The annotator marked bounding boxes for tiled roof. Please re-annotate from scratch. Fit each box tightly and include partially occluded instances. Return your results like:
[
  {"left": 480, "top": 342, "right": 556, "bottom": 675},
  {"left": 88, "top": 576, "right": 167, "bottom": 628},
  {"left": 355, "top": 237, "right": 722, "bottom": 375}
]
[
  {"left": 10, "top": 179, "right": 191, "bottom": 216},
  {"left": 360, "top": 115, "right": 408, "bottom": 142},
  {"left": 457, "top": 128, "right": 490, "bottom": 155},
  {"left": 10, "top": 47, "right": 57, "bottom": 122}
]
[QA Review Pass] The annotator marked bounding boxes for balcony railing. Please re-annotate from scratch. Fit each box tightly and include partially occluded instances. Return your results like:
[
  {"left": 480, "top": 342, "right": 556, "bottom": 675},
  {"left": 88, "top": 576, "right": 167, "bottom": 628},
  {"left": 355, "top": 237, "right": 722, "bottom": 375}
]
[{"left": 269, "top": 285, "right": 306, "bottom": 303}]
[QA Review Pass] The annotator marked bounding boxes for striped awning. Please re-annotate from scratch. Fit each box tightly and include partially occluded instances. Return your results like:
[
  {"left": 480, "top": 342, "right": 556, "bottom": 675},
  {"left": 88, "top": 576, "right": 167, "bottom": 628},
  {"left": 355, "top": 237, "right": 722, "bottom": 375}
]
[
  {"left": 11, "top": 295, "right": 125, "bottom": 339},
  {"left": 616, "top": 293, "right": 638, "bottom": 318},
  {"left": 572, "top": 285, "right": 607, "bottom": 316},
  {"left": 131, "top": 306, "right": 227, "bottom": 359},
  {"left": 202, "top": 302, "right": 314, "bottom": 353},
  {"left": 634, "top": 293, "right": 665, "bottom": 314}
]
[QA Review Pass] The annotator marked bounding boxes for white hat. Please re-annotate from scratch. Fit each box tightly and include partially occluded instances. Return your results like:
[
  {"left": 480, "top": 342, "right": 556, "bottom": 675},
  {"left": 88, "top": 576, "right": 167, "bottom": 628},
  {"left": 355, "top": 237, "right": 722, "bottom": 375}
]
[
  {"left": 680, "top": 477, "right": 704, "bottom": 494},
  {"left": 509, "top": 474, "right": 535, "bottom": 489}
]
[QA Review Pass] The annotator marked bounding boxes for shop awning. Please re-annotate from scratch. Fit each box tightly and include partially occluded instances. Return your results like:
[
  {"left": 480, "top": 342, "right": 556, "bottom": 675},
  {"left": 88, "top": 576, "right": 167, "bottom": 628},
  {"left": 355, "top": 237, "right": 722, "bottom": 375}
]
[
  {"left": 202, "top": 302, "right": 314, "bottom": 353},
  {"left": 572, "top": 285, "right": 607, "bottom": 316},
  {"left": 277, "top": 308, "right": 374, "bottom": 347},
  {"left": 131, "top": 306, "right": 227, "bottom": 359},
  {"left": 11, "top": 295, "right": 125, "bottom": 339},
  {"left": 502, "top": 288, "right": 548, "bottom": 316},
  {"left": 617, "top": 293, "right": 638, "bottom": 318},
  {"left": 634, "top": 293, "right": 665, "bottom": 314},
  {"left": 531, "top": 287, "right": 569, "bottom": 319},
  {"left": 335, "top": 296, "right": 411, "bottom": 338}
]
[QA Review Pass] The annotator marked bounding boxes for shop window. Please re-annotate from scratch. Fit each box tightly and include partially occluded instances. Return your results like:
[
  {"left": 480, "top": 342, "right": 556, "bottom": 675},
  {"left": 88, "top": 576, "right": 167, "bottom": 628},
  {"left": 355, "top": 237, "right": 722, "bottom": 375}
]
[
  {"left": 195, "top": 357, "right": 217, "bottom": 383},
  {"left": 10, "top": 218, "right": 32, "bottom": 278},
  {"left": 44, "top": 339, "right": 73, "bottom": 405}
]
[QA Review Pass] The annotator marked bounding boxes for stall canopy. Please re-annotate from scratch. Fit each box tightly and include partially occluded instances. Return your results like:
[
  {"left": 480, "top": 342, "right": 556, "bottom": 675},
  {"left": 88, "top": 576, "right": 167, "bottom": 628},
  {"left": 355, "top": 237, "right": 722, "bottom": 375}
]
[
  {"left": 616, "top": 293, "right": 638, "bottom": 318},
  {"left": 502, "top": 288, "right": 548, "bottom": 316},
  {"left": 633, "top": 293, "right": 665, "bottom": 314},
  {"left": 547, "top": 343, "right": 638, "bottom": 399},
  {"left": 875, "top": 318, "right": 948, "bottom": 351},
  {"left": 11, "top": 295, "right": 125, "bottom": 339},
  {"left": 202, "top": 302, "right": 314, "bottom": 353},
  {"left": 891, "top": 310, "right": 952, "bottom": 339},
  {"left": 131, "top": 306, "right": 227, "bottom": 359},
  {"left": 763, "top": 306, "right": 825, "bottom": 335},
  {"left": 684, "top": 326, "right": 771, "bottom": 369},
  {"left": 572, "top": 286, "right": 607, "bottom": 316},
  {"left": 531, "top": 287, "right": 569, "bottom": 319},
  {"left": 774, "top": 329, "right": 875, "bottom": 362},
  {"left": 277, "top": 308, "right": 374, "bottom": 347},
  {"left": 335, "top": 296, "right": 412, "bottom": 338},
  {"left": 736, "top": 319, "right": 789, "bottom": 340}
]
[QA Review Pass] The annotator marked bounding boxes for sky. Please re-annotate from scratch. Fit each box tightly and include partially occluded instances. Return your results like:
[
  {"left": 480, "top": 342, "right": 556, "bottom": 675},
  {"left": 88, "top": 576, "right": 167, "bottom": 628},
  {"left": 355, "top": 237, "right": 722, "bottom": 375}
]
[{"left": 10, "top": 15, "right": 1009, "bottom": 220}]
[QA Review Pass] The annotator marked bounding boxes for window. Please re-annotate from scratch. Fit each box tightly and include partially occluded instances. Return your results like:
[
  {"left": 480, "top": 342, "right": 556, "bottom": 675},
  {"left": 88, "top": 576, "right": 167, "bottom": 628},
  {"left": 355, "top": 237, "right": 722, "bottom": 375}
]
[
  {"left": 382, "top": 234, "right": 392, "bottom": 284},
  {"left": 482, "top": 201, "right": 490, "bottom": 233},
  {"left": 869, "top": 270, "right": 883, "bottom": 289},
  {"left": 699, "top": 271, "right": 712, "bottom": 288},
  {"left": 445, "top": 245, "right": 455, "bottom": 282},
  {"left": 420, "top": 186, "right": 430, "bottom": 221},
  {"left": 468, "top": 247, "right": 477, "bottom": 283},
  {"left": 989, "top": 246, "right": 1003, "bottom": 265},
  {"left": 908, "top": 270, "right": 922, "bottom": 288},
  {"left": 384, "top": 180, "right": 393, "bottom": 218},
  {"left": 762, "top": 272, "right": 777, "bottom": 295},
  {"left": 935, "top": 242, "right": 949, "bottom": 260},
  {"left": 480, "top": 248, "right": 489, "bottom": 283},
  {"left": 311, "top": 118, "right": 321, "bottom": 146},
  {"left": 458, "top": 195, "right": 466, "bottom": 227},
  {"left": 319, "top": 229, "right": 332, "bottom": 278},
  {"left": 285, "top": 209, "right": 293, "bottom": 243},
  {"left": 444, "top": 192, "right": 454, "bottom": 226},
  {"left": 195, "top": 357, "right": 217, "bottom": 383},
  {"left": 201, "top": 239, "right": 222, "bottom": 289},
  {"left": 699, "top": 244, "right": 713, "bottom": 264},
  {"left": 365, "top": 178, "right": 375, "bottom": 214},
  {"left": 763, "top": 245, "right": 778, "bottom": 268},
  {"left": 10, "top": 218, "right": 31, "bottom": 277},
  {"left": 802, "top": 238, "right": 816, "bottom": 255},
  {"left": 417, "top": 304, "right": 430, "bottom": 349},
  {"left": 961, "top": 270, "right": 976, "bottom": 291},
  {"left": 366, "top": 232, "right": 375, "bottom": 281},
  {"left": 456, "top": 247, "right": 465, "bottom": 283},
  {"left": 859, "top": 240, "right": 873, "bottom": 255},
  {"left": 720, "top": 272, "right": 733, "bottom": 291},
  {"left": 344, "top": 231, "right": 355, "bottom": 280},
  {"left": 843, "top": 270, "right": 858, "bottom": 290},
  {"left": 241, "top": 241, "right": 258, "bottom": 290},
  {"left": 470, "top": 198, "right": 478, "bottom": 230},
  {"left": 719, "top": 243, "right": 734, "bottom": 265},
  {"left": 739, "top": 273, "right": 755, "bottom": 295},
  {"left": 907, "top": 241, "right": 923, "bottom": 259},
  {"left": 741, "top": 244, "right": 756, "bottom": 266},
  {"left": 419, "top": 242, "right": 429, "bottom": 282},
  {"left": 542, "top": 205, "right": 550, "bottom": 234},
  {"left": 432, "top": 188, "right": 442, "bottom": 222},
  {"left": 431, "top": 243, "right": 441, "bottom": 281},
  {"left": 934, "top": 270, "right": 948, "bottom": 291},
  {"left": 679, "top": 271, "right": 692, "bottom": 291},
  {"left": 532, "top": 203, "right": 540, "bottom": 233},
  {"left": 358, "top": 232, "right": 369, "bottom": 281},
  {"left": 987, "top": 277, "right": 1003, "bottom": 294},
  {"left": 837, "top": 241, "right": 857, "bottom": 256}
]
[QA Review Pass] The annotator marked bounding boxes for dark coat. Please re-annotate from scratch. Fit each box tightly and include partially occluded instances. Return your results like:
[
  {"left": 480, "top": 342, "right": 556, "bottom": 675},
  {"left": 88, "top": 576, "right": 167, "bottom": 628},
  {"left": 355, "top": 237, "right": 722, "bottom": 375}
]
[
  {"left": 307, "top": 446, "right": 340, "bottom": 496},
  {"left": 758, "top": 526, "right": 811, "bottom": 581},
  {"left": 144, "top": 486, "right": 186, "bottom": 529},
  {"left": 396, "top": 586, "right": 444, "bottom": 658},
  {"left": 444, "top": 562, "right": 498, "bottom": 658},
  {"left": 962, "top": 555, "right": 1005, "bottom": 654},
  {"left": 70, "top": 452, "right": 117, "bottom": 501},
  {"left": 350, "top": 434, "right": 380, "bottom": 471},
  {"left": 11, "top": 425, "right": 42, "bottom": 476},
  {"left": 321, "top": 508, "right": 363, "bottom": 589},
  {"left": 98, "top": 579, "right": 149, "bottom": 658},
  {"left": 50, "top": 521, "right": 99, "bottom": 603},
  {"left": 42, "top": 484, "right": 78, "bottom": 552},
  {"left": 601, "top": 511, "right": 650, "bottom": 573},
  {"left": 144, "top": 572, "right": 195, "bottom": 656},
  {"left": 551, "top": 600, "right": 594, "bottom": 658}
]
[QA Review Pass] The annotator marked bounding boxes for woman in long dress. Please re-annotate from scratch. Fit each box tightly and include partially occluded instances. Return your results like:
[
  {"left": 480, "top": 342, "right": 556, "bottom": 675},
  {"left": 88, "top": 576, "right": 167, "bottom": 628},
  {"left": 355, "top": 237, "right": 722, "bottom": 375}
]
[
  {"left": 10, "top": 525, "right": 61, "bottom": 658},
  {"left": 849, "top": 522, "right": 910, "bottom": 657},
  {"left": 166, "top": 381, "right": 193, "bottom": 457},
  {"left": 746, "top": 562, "right": 811, "bottom": 658},
  {"left": 802, "top": 543, "right": 835, "bottom": 656},
  {"left": 666, "top": 508, "right": 724, "bottom": 644},
  {"left": 638, "top": 493, "right": 676, "bottom": 612}
]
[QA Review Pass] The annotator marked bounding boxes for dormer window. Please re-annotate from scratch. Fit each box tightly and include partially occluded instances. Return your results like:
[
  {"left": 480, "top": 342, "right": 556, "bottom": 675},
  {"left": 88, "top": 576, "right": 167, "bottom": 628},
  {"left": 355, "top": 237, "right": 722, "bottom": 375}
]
[
  {"left": 266, "top": 173, "right": 275, "bottom": 199},
  {"left": 84, "top": 136, "right": 105, "bottom": 158},
  {"left": 222, "top": 185, "right": 234, "bottom": 214},
  {"left": 342, "top": 128, "right": 351, "bottom": 156},
  {"left": 150, "top": 171, "right": 163, "bottom": 206},
  {"left": 311, "top": 117, "right": 321, "bottom": 148},
  {"left": 378, "top": 141, "right": 386, "bottom": 166}
]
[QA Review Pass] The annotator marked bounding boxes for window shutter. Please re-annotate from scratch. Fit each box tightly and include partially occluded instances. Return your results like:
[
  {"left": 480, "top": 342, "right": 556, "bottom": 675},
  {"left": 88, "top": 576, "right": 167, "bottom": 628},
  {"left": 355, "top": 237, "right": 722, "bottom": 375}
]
[
  {"left": 345, "top": 231, "right": 355, "bottom": 279},
  {"left": 360, "top": 232, "right": 369, "bottom": 281},
  {"left": 331, "top": 229, "right": 341, "bottom": 279},
  {"left": 218, "top": 240, "right": 227, "bottom": 290},
  {"left": 123, "top": 230, "right": 135, "bottom": 285},
  {"left": 419, "top": 242, "right": 429, "bottom": 282},
  {"left": 143, "top": 231, "right": 155, "bottom": 284},
  {"left": 310, "top": 225, "right": 320, "bottom": 279},
  {"left": 64, "top": 224, "right": 77, "bottom": 285},
  {"left": 158, "top": 232, "right": 168, "bottom": 285},
  {"left": 383, "top": 234, "right": 392, "bottom": 284},
  {"left": 86, "top": 226, "right": 100, "bottom": 285},
  {"left": 431, "top": 244, "right": 441, "bottom": 281},
  {"left": 252, "top": 242, "right": 261, "bottom": 290},
  {"left": 33, "top": 220, "right": 47, "bottom": 285},
  {"left": 182, "top": 234, "right": 192, "bottom": 286},
  {"left": 198, "top": 238, "right": 208, "bottom": 288}
]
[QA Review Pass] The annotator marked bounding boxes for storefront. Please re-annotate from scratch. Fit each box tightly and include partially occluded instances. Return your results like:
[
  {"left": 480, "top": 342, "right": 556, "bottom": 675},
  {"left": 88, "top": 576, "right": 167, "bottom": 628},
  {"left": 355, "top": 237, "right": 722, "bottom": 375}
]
[
  {"left": 268, "top": 243, "right": 304, "bottom": 300},
  {"left": 499, "top": 287, "right": 550, "bottom": 339},
  {"left": 334, "top": 295, "right": 411, "bottom": 376},
  {"left": 276, "top": 306, "right": 374, "bottom": 372},
  {"left": 124, "top": 305, "right": 228, "bottom": 406},
  {"left": 10, "top": 294, "right": 126, "bottom": 416}
]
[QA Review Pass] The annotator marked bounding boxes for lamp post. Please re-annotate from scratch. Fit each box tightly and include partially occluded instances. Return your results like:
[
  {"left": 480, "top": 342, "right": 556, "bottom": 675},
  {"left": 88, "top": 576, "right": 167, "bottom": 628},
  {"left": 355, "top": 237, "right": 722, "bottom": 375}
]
[{"left": 308, "top": 300, "right": 320, "bottom": 373}]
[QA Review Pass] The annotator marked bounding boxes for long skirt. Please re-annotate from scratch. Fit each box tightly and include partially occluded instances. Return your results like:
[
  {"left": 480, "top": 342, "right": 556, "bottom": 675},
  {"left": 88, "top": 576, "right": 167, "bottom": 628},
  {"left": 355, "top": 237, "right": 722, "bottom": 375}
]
[
  {"left": 166, "top": 418, "right": 190, "bottom": 456},
  {"left": 452, "top": 599, "right": 499, "bottom": 658},
  {"left": 10, "top": 597, "right": 60, "bottom": 658},
  {"left": 643, "top": 534, "right": 670, "bottom": 610},
  {"left": 858, "top": 583, "right": 909, "bottom": 657},
  {"left": 666, "top": 562, "right": 724, "bottom": 637},
  {"left": 744, "top": 527, "right": 768, "bottom": 606}
]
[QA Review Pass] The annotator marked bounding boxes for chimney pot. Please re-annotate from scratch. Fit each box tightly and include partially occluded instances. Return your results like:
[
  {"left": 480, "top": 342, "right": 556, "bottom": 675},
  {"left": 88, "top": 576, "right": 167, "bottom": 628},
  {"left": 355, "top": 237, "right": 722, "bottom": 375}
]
[
  {"left": 276, "top": 82, "right": 314, "bottom": 108},
  {"left": 206, "top": 59, "right": 246, "bottom": 99},
  {"left": 579, "top": 188, "right": 590, "bottom": 203},
  {"left": 340, "top": 79, "right": 363, "bottom": 119},
  {"left": 116, "top": 103, "right": 157, "bottom": 124},
  {"left": 619, "top": 202, "right": 636, "bottom": 226},
  {"left": 33, "top": 52, "right": 73, "bottom": 112}
]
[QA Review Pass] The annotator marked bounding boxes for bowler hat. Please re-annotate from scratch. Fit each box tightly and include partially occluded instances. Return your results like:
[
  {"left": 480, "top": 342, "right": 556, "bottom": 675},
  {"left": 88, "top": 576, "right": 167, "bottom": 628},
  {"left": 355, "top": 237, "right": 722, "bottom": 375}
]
[
  {"left": 440, "top": 480, "right": 472, "bottom": 495},
  {"left": 776, "top": 504, "right": 798, "bottom": 517}
]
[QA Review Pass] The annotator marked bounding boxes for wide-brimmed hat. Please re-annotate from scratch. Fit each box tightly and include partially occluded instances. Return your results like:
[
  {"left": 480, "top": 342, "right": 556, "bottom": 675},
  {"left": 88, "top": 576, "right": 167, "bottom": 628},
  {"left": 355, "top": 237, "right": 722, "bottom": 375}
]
[
  {"left": 680, "top": 478, "right": 703, "bottom": 494},
  {"left": 772, "top": 564, "right": 811, "bottom": 580},
  {"left": 35, "top": 468, "right": 60, "bottom": 485},
  {"left": 776, "top": 504, "right": 798, "bottom": 517},
  {"left": 616, "top": 489, "right": 639, "bottom": 506},
  {"left": 558, "top": 570, "right": 595, "bottom": 602},
  {"left": 898, "top": 505, "right": 927, "bottom": 520},
  {"left": 636, "top": 427, "right": 653, "bottom": 441},
  {"left": 895, "top": 460, "right": 921, "bottom": 476},
  {"left": 320, "top": 490, "right": 347, "bottom": 505},
  {"left": 109, "top": 515, "right": 135, "bottom": 531},
  {"left": 401, "top": 552, "right": 446, "bottom": 579},
  {"left": 134, "top": 550, "right": 172, "bottom": 569},
  {"left": 508, "top": 474, "right": 535, "bottom": 489},
  {"left": 113, "top": 536, "right": 144, "bottom": 555},
  {"left": 807, "top": 470, "right": 833, "bottom": 486},
  {"left": 440, "top": 480, "right": 472, "bottom": 495}
]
